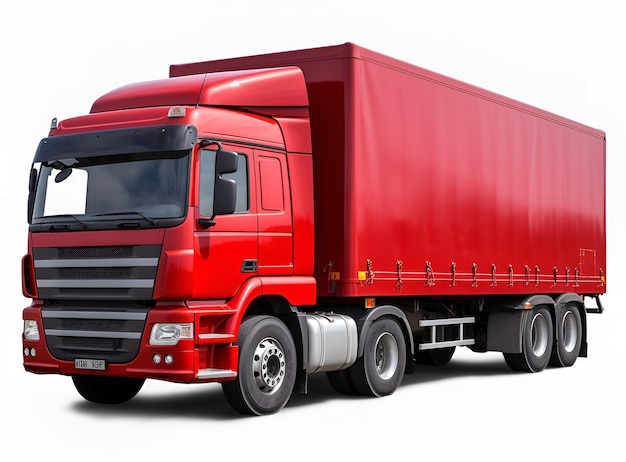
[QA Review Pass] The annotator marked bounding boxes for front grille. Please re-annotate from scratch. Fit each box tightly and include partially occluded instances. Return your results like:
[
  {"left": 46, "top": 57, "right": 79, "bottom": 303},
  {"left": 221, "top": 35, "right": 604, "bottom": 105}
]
[
  {"left": 59, "top": 268, "right": 132, "bottom": 279},
  {"left": 33, "top": 245, "right": 161, "bottom": 300},
  {"left": 59, "top": 246, "right": 134, "bottom": 258},
  {"left": 42, "top": 303, "right": 150, "bottom": 362},
  {"left": 60, "top": 318, "right": 126, "bottom": 330}
]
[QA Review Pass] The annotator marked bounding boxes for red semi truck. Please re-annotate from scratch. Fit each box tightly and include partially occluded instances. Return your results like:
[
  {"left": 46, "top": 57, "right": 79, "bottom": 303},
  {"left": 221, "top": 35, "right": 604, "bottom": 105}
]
[{"left": 22, "top": 43, "right": 606, "bottom": 415}]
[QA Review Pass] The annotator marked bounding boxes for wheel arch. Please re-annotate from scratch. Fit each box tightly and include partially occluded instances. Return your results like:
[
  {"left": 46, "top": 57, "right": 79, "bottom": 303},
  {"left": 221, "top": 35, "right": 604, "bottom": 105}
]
[{"left": 224, "top": 277, "right": 314, "bottom": 390}]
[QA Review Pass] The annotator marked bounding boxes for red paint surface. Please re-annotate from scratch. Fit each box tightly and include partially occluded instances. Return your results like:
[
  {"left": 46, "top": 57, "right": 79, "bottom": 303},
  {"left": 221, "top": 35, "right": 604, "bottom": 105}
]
[{"left": 172, "top": 42, "right": 606, "bottom": 297}]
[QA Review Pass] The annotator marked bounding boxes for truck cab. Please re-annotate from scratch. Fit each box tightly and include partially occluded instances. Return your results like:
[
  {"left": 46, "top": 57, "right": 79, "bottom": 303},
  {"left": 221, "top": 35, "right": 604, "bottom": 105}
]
[{"left": 23, "top": 67, "right": 318, "bottom": 413}]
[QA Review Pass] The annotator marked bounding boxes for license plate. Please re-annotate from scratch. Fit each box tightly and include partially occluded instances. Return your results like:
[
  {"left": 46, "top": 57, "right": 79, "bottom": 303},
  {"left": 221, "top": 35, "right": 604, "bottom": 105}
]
[{"left": 75, "top": 358, "right": 106, "bottom": 371}]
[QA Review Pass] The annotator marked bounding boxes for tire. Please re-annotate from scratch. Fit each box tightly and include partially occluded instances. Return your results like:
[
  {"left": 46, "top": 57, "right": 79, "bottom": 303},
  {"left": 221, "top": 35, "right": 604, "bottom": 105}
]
[
  {"left": 222, "top": 316, "right": 297, "bottom": 416},
  {"left": 72, "top": 375, "right": 145, "bottom": 404},
  {"left": 414, "top": 346, "right": 456, "bottom": 366},
  {"left": 327, "top": 368, "right": 360, "bottom": 395},
  {"left": 503, "top": 307, "right": 554, "bottom": 373},
  {"left": 350, "top": 317, "right": 406, "bottom": 397},
  {"left": 549, "top": 305, "right": 582, "bottom": 367}
]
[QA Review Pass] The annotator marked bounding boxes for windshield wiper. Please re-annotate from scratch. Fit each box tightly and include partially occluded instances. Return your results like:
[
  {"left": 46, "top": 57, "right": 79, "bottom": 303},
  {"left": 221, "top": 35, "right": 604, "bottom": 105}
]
[
  {"left": 46, "top": 214, "right": 88, "bottom": 229},
  {"left": 93, "top": 211, "right": 157, "bottom": 226}
]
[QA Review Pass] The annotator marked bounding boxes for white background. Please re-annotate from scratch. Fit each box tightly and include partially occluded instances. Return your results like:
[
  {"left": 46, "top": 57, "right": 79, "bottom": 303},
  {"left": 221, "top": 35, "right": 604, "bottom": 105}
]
[{"left": 1, "top": 1, "right": 624, "bottom": 460}]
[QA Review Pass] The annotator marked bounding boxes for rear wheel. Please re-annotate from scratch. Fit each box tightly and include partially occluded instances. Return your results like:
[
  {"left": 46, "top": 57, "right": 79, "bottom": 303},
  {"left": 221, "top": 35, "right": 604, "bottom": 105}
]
[
  {"left": 72, "top": 375, "right": 145, "bottom": 404},
  {"left": 550, "top": 305, "right": 582, "bottom": 367},
  {"left": 350, "top": 317, "right": 406, "bottom": 397},
  {"left": 504, "top": 307, "right": 553, "bottom": 372},
  {"left": 222, "top": 316, "right": 297, "bottom": 416}
]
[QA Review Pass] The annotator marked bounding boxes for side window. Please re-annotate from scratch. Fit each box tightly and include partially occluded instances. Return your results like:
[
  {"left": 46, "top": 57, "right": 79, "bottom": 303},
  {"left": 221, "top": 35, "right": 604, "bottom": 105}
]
[
  {"left": 199, "top": 149, "right": 249, "bottom": 216},
  {"left": 258, "top": 156, "right": 284, "bottom": 212}
]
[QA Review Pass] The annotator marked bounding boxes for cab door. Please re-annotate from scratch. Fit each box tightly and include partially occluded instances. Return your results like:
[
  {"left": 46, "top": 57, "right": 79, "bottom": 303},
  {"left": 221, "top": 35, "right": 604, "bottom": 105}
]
[{"left": 193, "top": 146, "right": 257, "bottom": 299}]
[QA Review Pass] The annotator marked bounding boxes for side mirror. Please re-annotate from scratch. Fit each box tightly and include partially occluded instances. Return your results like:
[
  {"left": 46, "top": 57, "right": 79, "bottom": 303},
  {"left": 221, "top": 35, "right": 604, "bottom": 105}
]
[
  {"left": 213, "top": 176, "right": 236, "bottom": 216},
  {"left": 216, "top": 149, "right": 238, "bottom": 175},
  {"left": 198, "top": 146, "right": 239, "bottom": 227},
  {"left": 213, "top": 149, "right": 238, "bottom": 216}
]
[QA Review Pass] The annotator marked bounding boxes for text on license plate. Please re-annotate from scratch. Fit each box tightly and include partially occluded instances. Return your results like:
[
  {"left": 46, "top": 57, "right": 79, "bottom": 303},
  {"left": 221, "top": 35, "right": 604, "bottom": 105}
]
[{"left": 75, "top": 359, "right": 106, "bottom": 370}]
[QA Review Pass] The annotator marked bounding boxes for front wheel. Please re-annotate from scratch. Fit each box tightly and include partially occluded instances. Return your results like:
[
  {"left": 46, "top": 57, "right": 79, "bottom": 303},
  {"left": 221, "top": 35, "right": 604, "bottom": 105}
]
[
  {"left": 222, "top": 316, "right": 297, "bottom": 416},
  {"left": 350, "top": 317, "right": 406, "bottom": 397},
  {"left": 503, "top": 307, "right": 553, "bottom": 373},
  {"left": 72, "top": 375, "right": 145, "bottom": 404}
]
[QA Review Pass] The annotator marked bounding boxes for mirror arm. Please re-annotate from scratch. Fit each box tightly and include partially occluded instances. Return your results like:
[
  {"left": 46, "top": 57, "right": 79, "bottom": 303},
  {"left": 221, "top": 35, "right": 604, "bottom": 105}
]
[{"left": 199, "top": 139, "right": 222, "bottom": 150}]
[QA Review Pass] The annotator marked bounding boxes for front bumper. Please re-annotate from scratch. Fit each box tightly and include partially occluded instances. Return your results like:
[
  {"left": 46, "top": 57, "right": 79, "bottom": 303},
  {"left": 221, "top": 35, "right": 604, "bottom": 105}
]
[{"left": 22, "top": 301, "right": 239, "bottom": 383}]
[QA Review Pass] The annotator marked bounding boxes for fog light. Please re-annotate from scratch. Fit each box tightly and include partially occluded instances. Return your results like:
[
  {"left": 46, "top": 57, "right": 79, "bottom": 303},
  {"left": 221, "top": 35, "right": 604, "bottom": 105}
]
[
  {"left": 24, "top": 320, "right": 40, "bottom": 341},
  {"left": 165, "top": 355, "right": 173, "bottom": 365},
  {"left": 149, "top": 323, "right": 193, "bottom": 346},
  {"left": 24, "top": 348, "right": 30, "bottom": 356},
  {"left": 30, "top": 348, "right": 36, "bottom": 357},
  {"left": 153, "top": 354, "right": 162, "bottom": 364}
]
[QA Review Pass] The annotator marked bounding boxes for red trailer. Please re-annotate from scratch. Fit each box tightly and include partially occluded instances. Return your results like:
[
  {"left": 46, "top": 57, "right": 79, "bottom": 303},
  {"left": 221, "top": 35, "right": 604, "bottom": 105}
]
[{"left": 23, "top": 43, "right": 605, "bottom": 415}]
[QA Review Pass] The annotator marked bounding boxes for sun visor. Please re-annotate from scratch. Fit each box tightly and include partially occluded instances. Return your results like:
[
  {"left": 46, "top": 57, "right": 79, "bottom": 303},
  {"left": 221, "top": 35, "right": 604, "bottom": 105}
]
[{"left": 34, "top": 125, "right": 197, "bottom": 162}]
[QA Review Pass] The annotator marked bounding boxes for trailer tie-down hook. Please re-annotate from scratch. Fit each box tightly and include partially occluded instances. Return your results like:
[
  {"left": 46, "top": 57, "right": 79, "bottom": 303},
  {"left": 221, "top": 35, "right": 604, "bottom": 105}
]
[
  {"left": 425, "top": 261, "right": 435, "bottom": 287},
  {"left": 395, "top": 260, "right": 403, "bottom": 290}
]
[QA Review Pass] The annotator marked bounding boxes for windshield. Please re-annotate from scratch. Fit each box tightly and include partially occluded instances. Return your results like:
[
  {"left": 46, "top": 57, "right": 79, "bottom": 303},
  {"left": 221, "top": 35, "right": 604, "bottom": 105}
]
[{"left": 30, "top": 150, "right": 190, "bottom": 230}]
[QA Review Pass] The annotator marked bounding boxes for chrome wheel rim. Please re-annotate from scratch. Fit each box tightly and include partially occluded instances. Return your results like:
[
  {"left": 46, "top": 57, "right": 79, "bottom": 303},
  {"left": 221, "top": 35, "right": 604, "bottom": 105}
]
[
  {"left": 562, "top": 311, "right": 578, "bottom": 353},
  {"left": 530, "top": 312, "right": 549, "bottom": 357},
  {"left": 252, "top": 337, "right": 286, "bottom": 395},
  {"left": 374, "top": 332, "right": 399, "bottom": 380}
]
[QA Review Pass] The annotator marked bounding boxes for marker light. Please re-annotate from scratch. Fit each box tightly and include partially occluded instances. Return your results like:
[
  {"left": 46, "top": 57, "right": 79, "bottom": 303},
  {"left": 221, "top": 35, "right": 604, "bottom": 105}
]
[
  {"left": 23, "top": 320, "right": 40, "bottom": 341},
  {"left": 167, "top": 106, "right": 186, "bottom": 118},
  {"left": 149, "top": 323, "right": 193, "bottom": 346}
]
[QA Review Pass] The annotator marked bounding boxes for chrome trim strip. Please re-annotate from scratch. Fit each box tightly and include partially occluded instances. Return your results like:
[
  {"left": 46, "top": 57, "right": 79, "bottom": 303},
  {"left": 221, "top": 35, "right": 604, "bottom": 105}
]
[
  {"left": 42, "top": 311, "right": 147, "bottom": 320},
  {"left": 37, "top": 279, "right": 154, "bottom": 288},
  {"left": 197, "top": 368, "right": 237, "bottom": 379},
  {"left": 34, "top": 258, "right": 159, "bottom": 268},
  {"left": 198, "top": 333, "right": 235, "bottom": 340},
  {"left": 45, "top": 329, "right": 142, "bottom": 339}
]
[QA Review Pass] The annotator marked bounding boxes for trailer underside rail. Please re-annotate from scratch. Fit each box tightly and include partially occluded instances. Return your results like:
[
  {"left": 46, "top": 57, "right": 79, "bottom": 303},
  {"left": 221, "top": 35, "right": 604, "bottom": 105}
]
[{"left": 418, "top": 317, "right": 475, "bottom": 350}]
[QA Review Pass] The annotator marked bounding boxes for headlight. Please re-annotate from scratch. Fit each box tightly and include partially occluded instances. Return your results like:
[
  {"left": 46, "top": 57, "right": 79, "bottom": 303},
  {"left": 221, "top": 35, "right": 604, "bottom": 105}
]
[
  {"left": 149, "top": 323, "right": 193, "bottom": 345},
  {"left": 24, "top": 320, "right": 40, "bottom": 341}
]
